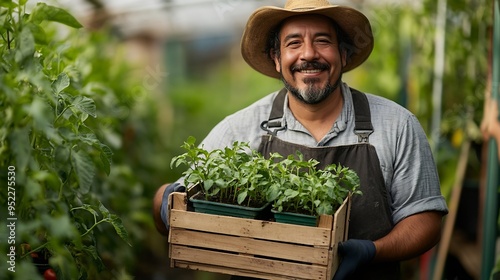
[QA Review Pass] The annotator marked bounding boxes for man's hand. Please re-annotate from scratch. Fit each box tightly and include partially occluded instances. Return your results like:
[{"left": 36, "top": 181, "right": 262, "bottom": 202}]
[
  {"left": 160, "top": 182, "right": 186, "bottom": 231},
  {"left": 333, "top": 239, "right": 376, "bottom": 280}
]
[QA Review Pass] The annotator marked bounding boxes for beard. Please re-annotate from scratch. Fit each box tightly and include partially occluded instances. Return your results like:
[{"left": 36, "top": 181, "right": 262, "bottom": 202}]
[
  {"left": 280, "top": 61, "right": 341, "bottom": 105},
  {"left": 282, "top": 77, "right": 335, "bottom": 105}
]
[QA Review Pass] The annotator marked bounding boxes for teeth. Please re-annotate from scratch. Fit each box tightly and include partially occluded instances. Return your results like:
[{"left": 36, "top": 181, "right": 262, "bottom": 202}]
[{"left": 300, "top": 69, "right": 322, "bottom": 73}]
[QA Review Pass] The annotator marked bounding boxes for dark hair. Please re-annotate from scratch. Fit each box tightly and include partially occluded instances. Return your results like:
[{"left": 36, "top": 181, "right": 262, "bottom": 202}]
[
  {"left": 266, "top": 23, "right": 282, "bottom": 61},
  {"left": 265, "top": 16, "right": 354, "bottom": 63}
]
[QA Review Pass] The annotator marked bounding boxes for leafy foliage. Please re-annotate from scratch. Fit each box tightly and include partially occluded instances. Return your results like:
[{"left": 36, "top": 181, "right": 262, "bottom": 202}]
[
  {"left": 171, "top": 137, "right": 361, "bottom": 216},
  {"left": 171, "top": 136, "right": 272, "bottom": 207},
  {"left": 268, "top": 153, "right": 361, "bottom": 216},
  {"left": 0, "top": 2, "right": 136, "bottom": 279}
]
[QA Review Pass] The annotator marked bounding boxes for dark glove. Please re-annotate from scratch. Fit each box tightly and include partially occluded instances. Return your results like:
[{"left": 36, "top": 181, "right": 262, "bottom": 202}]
[
  {"left": 160, "top": 182, "right": 186, "bottom": 231},
  {"left": 332, "top": 239, "right": 376, "bottom": 280}
]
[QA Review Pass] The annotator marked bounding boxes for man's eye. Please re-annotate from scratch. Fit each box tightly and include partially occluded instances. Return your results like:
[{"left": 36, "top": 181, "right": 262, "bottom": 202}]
[{"left": 286, "top": 41, "right": 300, "bottom": 47}]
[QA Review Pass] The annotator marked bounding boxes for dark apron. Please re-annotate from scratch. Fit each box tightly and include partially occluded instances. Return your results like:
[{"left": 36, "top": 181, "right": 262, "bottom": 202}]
[{"left": 231, "top": 88, "right": 400, "bottom": 280}]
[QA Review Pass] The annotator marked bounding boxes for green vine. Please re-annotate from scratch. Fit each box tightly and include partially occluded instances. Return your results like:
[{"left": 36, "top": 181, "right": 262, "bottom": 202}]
[{"left": 0, "top": 1, "right": 131, "bottom": 279}]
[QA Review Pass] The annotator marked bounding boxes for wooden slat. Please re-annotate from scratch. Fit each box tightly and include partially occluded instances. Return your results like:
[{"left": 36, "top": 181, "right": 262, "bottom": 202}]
[
  {"left": 333, "top": 195, "right": 350, "bottom": 247},
  {"left": 167, "top": 195, "right": 351, "bottom": 279},
  {"left": 327, "top": 195, "right": 351, "bottom": 279},
  {"left": 170, "top": 210, "right": 331, "bottom": 246},
  {"left": 170, "top": 228, "right": 329, "bottom": 265},
  {"left": 171, "top": 245, "right": 327, "bottom": 280},
  {"left": 167, "top": 191, "right": 174, "bottom": 266},
  {"left": 317, "top": 214, "right": 333, "bottom": 229},
  {"left": 174, "top": 261, "right": 312, "bottom": 280},
  {"left": 171, "top": 192, "right": 187, "bottom": 210},
  {"left": 168, "top": 192, "right": 188, "bottom": 267},
  {"left": 173, "top": 261, "right": 303, "bottom": 280}
]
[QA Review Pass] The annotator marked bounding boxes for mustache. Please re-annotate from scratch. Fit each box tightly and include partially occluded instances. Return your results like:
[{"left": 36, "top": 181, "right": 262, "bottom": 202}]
[{"left": 291, "top": 61, "right": 330, "bottom": 72}]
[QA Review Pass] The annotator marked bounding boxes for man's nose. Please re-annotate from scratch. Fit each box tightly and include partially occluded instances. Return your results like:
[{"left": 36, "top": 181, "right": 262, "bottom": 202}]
[{"left": 300, "top": 41, "right": 319, "bottom": 61}]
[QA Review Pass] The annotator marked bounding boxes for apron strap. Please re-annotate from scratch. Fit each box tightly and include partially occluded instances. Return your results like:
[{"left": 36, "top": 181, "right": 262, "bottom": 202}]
[
  {"left": 350, "top": 88, "right": 374, "bottom": 143},
  {"left": 260, "top": 88, "right": 287, "bottom": 136},
  {"left": 260, "top": 87, "right": 374, "bottom": 142}
]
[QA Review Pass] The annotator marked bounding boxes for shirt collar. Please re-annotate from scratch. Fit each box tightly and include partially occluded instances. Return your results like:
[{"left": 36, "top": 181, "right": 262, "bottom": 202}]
[{"left": 282, "top": 83, "right": 354, "bottom": 142}]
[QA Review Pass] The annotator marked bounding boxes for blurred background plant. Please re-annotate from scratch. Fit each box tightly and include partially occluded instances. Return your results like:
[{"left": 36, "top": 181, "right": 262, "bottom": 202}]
[
  {"left": 0, "top": 1, "right": 160, "bottom": 279},
  {"left": 0, "top": 0, "right": 497, "bottom": 279}
]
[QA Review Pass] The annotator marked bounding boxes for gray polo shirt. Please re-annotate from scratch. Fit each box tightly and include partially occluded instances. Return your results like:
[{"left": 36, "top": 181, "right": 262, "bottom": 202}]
[{"left": 180, "top": 82, "right": 448, "bottom": 225}]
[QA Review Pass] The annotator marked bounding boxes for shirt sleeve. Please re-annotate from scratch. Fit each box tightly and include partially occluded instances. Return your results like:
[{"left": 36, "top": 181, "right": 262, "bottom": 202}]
[
  {"left": 198, "top": 117, "right": 239, "bottom": 152},
  {"left": 390, "top": 114, "right": 449, "bottom": 224}
]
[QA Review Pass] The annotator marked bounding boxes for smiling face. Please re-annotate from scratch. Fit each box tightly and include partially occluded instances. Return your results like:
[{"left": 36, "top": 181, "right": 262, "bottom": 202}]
[{"left": 272, "top": 15, "right": 347, "bottom": 105}]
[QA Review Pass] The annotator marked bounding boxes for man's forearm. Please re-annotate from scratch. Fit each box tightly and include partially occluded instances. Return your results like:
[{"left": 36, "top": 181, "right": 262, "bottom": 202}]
[
  {"left": 153, "top": 184, "right": 169, "bottom": 236},
  {"left": 373, "top": 211, "right": 443, "bottom": 262}
]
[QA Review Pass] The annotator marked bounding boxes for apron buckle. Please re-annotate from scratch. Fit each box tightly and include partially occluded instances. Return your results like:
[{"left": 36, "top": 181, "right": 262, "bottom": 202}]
[
  {"left": 261, "top": 120, "right": 287, "bottom": 136},
  {"left": 354, "top": 129, "right": 373, "bottom": 143}
]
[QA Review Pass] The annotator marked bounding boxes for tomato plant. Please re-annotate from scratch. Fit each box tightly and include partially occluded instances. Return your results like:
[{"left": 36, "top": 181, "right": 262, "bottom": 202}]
[{"left": 0, "top": 1, "right": 137, "bottom": 279}]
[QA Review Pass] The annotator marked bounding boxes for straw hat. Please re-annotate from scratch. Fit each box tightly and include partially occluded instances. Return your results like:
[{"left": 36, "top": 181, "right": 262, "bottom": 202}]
[{"left": 241, "top": 0, "right": 374, "bottom": 79}]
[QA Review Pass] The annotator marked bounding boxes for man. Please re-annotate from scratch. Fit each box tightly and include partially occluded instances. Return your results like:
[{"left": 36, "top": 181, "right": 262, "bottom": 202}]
[{"left": 153, "top": 0, "right": 449, "bottom": 279}]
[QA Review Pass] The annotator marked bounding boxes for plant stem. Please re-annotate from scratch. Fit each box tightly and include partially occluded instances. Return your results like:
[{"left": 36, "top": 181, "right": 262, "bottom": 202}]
[
  {"left": 21, "top": 242, "right": 49, "bottom": 259},
  {"left": 59, "top": 168, "right": 73, "bottom": 200},
  {"left": 6, "top": 29, "right": 10, "bottom": 50},
  {"left": 54, "top": 105, "right": 73, "bottom": 123},
  {"left": 81, "top": 218, "right": 107, "bottom": 237}
]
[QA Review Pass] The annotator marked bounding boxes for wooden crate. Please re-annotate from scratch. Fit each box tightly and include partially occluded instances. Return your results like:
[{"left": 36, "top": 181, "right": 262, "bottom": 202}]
[{"left": 167, "top": 192, "right": 351, "bottom": 280}]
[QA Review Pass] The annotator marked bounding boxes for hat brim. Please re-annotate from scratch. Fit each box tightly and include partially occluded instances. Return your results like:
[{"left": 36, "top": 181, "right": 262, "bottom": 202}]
[{"left": 241, "top": 5, "right": 374, "bottom": 79}]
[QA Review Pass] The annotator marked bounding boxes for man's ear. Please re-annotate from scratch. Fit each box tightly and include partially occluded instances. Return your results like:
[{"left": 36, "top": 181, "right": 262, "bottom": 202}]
[
  {"left": 341, "top": 48, "right": 348, "bottom": 68},
  {"left": 271, "top": 49, "right": 281, "bottom": 73}
]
